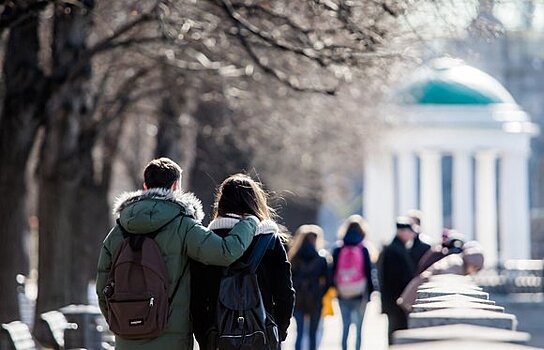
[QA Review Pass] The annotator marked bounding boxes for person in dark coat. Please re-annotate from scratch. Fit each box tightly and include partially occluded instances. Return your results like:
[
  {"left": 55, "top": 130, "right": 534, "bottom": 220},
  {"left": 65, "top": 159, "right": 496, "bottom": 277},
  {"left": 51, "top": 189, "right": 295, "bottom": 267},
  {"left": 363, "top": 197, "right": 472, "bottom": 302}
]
[
  {"left": 190, "top": 174, "right": 295, "bottom": 349},
  {"left": 406, "top": 210, "right": 431, "bottom": 268},
  {"left": 378, "top": 217, "right": 417, "bottom": 343},
  {"left": 288, "top": 224, "right": 329, "bottom": 350},
  {"left": 331, "top": 215, "right": 376, "bottom": 350}
]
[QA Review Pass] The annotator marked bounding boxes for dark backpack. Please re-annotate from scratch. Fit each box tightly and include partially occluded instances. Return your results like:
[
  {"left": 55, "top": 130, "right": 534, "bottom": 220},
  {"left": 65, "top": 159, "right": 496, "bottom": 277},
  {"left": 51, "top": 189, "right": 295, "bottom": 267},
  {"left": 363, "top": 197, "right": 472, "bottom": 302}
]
[
  {"left": 293, "top": 257, "right": 323, "bottom": 313},
  {"left": 102, "top": 215, "right": 182, "bottom": 339},
  {"left": 208, "top": 234, "right": 279, "bottom": 350}
]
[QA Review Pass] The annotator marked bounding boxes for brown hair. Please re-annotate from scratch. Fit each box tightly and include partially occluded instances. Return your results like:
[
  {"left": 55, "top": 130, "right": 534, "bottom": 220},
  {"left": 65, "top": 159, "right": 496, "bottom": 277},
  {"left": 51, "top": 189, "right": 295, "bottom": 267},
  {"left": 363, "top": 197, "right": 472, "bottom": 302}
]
[
  {"left": 213, "top": 173, "right": 275, "bottom": 220},
  {"left": 288, "top": 224, "right": 324, "bottom": 261},
  {"left": 144, "top": 157, "right": 182, "bottom": 189},
  {"left": 213, "top": 173, "right": 290, "bottom": 241},
  {"left": 337, "top": 214, "right": 369, "bottom": 240}
]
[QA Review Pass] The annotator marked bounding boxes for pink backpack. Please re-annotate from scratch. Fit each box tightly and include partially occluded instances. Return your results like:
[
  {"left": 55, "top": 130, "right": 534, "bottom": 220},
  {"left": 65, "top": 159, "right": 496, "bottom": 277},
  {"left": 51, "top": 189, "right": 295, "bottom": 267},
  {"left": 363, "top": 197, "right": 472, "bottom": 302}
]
[{"left": 335, "top": 244, "right": 367, "bottom": 298}]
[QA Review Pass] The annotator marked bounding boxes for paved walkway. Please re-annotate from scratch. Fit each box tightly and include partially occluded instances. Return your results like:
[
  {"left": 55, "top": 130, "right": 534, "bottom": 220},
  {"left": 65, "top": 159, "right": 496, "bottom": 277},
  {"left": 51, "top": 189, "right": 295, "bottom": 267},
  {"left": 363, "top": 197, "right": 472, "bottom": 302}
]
[
  {"left": 21, "top": 282, "right": 389, "bottom": 350},
  {"left": 283, "top": 293, "right": 389, "bottom": 350}
]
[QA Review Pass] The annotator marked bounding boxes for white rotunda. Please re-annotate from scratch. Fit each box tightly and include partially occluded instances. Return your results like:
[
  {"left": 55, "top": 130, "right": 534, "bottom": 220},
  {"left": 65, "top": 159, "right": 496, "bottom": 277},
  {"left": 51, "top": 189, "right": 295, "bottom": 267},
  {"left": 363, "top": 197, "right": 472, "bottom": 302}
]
[{"left": 363, "top": 58, "right": 539, "bottom": 266}]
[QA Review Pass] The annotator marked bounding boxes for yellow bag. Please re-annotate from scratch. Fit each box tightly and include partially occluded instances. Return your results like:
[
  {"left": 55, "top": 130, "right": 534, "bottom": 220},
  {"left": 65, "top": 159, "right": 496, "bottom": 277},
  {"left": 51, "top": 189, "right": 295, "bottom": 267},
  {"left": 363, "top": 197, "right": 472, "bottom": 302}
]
[{"left": 321, "top": 287, "right": 336, "bottom": 317}]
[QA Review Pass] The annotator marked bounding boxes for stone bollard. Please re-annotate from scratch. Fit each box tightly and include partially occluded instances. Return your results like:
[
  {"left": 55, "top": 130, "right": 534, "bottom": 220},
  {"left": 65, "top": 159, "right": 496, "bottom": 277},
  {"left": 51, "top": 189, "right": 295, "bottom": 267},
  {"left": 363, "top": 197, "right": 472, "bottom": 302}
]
[
  {"left": 414, "top": 294, "right": 496, "bottom": 305},
  {"left": 411, "top": 300, "right": 505, "bottom": 313},
  {"left": 416, "top": 287, "right": 489, "bottom": 300},
  {"left": 392, "top": 324, "right": 530, "bottom": 345},
  {"left": 391, "top": 274, "right": 531, "bottom": 348},
  {"left": 60, "top": 304, "right": 104, "bottom": 350},
  {"left": 408, "top": 307, "right": 518, "bottom": 330}
]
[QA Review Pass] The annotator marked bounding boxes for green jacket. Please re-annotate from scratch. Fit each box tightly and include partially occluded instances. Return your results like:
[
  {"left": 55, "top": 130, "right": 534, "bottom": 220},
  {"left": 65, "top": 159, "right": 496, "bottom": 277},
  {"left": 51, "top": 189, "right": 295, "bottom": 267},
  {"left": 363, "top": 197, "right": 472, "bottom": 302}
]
[{"left": 96, "top": 188, "right": 257, "bottom": 350}]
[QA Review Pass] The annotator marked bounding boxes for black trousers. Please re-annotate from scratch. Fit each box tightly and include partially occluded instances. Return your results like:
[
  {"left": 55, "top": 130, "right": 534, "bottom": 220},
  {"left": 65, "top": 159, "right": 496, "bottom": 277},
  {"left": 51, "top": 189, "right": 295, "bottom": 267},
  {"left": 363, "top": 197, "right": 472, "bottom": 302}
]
[{"left": 385, "top": 305, "right": 408, "bottom": 344}]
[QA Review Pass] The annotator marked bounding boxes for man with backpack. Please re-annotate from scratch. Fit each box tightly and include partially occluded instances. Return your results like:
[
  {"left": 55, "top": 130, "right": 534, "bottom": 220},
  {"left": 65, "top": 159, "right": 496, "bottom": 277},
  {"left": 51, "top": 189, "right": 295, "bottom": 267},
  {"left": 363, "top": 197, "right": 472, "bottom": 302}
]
[{"left": 95, "top": 158, "right": 258, "bottom": 350}]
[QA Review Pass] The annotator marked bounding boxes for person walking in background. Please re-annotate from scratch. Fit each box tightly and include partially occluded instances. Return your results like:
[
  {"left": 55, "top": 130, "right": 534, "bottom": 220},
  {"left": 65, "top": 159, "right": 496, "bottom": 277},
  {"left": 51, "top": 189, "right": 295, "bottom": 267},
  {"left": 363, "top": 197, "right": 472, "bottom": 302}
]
[
  {"left": 417, "top": 229, "right": 465, "bottom": 274},
  {"left": 332, "top": 215, "right": 375, "bottom": 350},
  {"left": 190, "top": 173, "right": 295, "bottom": 349},
  {"left": 406, "top": 210, "right": 431, "bottom": 268},
  {"left": 96, "top": 159, "right": 258, "bottom": 350},
  {"left": 397, "top": 240, "right": 484, "bottom": 312},
  {"left": 378, "top": 217, "right": 417, "bottom": 343},
  {"left": 289, "top": 224, "right": 329, "bottom": 350}
]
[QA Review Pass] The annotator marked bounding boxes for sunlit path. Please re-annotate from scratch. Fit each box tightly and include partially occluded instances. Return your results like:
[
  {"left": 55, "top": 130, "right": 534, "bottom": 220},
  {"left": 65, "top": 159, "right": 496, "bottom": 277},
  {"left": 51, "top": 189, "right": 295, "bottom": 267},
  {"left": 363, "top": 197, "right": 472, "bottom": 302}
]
[{"left": 282, "top": 293, "right": 388, "bottom": 350}]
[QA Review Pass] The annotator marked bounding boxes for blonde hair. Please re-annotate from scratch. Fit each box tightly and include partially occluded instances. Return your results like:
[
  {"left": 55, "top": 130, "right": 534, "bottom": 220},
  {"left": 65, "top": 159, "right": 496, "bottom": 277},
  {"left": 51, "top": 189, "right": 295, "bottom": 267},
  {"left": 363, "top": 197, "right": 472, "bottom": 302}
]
[
  {"left": 337, "top": 214, "right": 369, "bottom": 240},
  {"left": 288, "top": 224, "right": 324, "bottom": 261}
]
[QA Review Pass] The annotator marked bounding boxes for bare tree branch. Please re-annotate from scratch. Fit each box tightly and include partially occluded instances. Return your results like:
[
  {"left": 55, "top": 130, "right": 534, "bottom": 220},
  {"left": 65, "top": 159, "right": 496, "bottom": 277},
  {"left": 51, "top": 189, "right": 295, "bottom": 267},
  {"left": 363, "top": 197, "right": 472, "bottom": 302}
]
[
  {"left": 220, "top": 0, "right": 329, "bottom": 67},
  {"left": 237, "top": 27, "right": 338, "bottom": 95},
  {"left": 232, "top": 3, "right": 312, "bottom": 35},
  {"left": 88, "top": 11, "right": 156, "bottom": 56}
]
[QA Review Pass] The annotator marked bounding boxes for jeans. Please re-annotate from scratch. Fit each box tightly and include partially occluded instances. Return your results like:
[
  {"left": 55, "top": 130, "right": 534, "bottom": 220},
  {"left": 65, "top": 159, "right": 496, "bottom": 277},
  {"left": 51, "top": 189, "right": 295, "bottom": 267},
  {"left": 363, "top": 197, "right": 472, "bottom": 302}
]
[
  {"left": 294, "top": 309, "right": 321, "bottom": 350},
  {"left": 338, "top": 298, "right": 366, "bottom": 350}
]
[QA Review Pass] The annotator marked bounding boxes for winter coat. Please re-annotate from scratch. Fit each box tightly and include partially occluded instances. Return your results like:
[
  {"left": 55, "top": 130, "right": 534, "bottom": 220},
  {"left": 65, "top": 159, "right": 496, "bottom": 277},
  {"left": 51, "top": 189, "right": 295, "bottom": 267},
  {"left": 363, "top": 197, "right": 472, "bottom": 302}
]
[
  {"left": 291, "top": 240, "right": 329, "bottom": 314},
  {"left": 378, "top": 236, "right": 416, "bottom": 315},
  {"left": 409, "top": 235, "right": 431, "bottom": 268},
  {"left": 95, "top": 188, "right": 257, "bottom": 350},
  {"left": 190, "top": 216, "right": 295, "bottom": 348},
  {"left": 331, "top": 230, "right": 375, "bottom": 301}
]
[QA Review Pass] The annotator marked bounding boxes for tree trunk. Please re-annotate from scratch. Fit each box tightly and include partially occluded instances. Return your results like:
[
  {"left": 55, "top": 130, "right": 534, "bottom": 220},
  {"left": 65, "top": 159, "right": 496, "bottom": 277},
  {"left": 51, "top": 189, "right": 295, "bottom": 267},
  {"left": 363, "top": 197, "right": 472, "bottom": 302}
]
[
  {"left": 0, "top": 9, "right": 44, "bottom": 323},
  {"left": 77, "top": 129, "right": 112, "bottom": 284},
  {"left": 155, "top": 93, "right": 198, "bottom": 188},
  {"left": 189, "top": 100, "right": 251, "bottom": 220},
  {"left": 156, "top": 95, "right": 184, "bottom": 161},
  {"left": 36, "top": 1, "right": 94, "bottom": 317}
]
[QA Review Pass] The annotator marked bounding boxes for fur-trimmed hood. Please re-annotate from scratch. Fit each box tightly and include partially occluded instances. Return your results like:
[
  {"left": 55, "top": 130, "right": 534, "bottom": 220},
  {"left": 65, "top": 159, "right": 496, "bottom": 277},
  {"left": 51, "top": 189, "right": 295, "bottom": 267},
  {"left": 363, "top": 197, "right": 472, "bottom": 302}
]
[
  {"left": 209, "top": 215, "right": 277, "bottom": 236},
  {"left": 113, "top": 187, "right": 204, "bottom": 223}
]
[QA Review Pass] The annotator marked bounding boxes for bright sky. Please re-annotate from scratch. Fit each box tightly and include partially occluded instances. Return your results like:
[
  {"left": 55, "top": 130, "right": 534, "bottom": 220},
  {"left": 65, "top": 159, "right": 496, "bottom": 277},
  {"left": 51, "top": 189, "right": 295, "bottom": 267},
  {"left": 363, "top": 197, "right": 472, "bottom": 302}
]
[
  {"left": 494, "top": 0, "right": 544, "bottom": 30},
  {"left": 403, "top": 0, "right": 544, "bottom": 38}
]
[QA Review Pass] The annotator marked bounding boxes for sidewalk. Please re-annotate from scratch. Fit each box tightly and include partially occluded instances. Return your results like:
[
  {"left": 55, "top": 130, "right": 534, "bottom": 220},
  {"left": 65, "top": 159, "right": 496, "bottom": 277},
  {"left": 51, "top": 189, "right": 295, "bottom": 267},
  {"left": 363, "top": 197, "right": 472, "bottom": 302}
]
[
  {"left": 283, "top": 293, "right": 389, "bottom": 350},
  {"left": 21, "top": 282, "right": 389, "bottom": 350}
]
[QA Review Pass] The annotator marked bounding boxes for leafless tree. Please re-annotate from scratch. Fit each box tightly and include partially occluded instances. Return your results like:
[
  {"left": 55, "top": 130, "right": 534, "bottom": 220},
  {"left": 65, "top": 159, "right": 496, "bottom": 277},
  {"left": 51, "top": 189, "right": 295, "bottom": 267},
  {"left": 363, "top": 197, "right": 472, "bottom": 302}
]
[{"left": 0, "top": 0, "right": 482, "bottom": 324}]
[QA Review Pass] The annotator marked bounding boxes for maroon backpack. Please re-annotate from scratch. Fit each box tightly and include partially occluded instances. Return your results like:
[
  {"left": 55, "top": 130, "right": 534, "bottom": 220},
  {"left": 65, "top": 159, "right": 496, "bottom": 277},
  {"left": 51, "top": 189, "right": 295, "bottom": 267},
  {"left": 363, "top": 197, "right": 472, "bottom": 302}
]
[{"left": 102, "top": 215, "right": 182, "bottom": 339}]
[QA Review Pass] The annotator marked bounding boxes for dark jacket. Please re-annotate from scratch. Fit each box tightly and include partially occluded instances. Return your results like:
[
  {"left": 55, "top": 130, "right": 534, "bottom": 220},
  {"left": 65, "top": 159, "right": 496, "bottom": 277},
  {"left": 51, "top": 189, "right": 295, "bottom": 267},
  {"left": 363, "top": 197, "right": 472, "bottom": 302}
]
[
  {"left": 190, "top": 218, "right": 295, "bottom": 348},
  {"left": 409, "top": 235, "right": 431, "bottom": 268},
  {"left": 331, "top": 230, "right": 375, "bottom": 301},
  {"left": 96, "top": 189, "right": 257, "bottom": 350},
  {"left": 378, "top": 236, "right": 416, "bottom": 314},
  {"left": 291, "top": 241, "right": 330, "bottom": 313}
]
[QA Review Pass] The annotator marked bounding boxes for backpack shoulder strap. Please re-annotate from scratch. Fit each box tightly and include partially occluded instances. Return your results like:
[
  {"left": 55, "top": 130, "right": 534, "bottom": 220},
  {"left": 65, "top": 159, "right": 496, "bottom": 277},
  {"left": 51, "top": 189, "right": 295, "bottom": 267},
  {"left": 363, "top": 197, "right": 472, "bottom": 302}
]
[{"left": 247, "top": 234, "right": 276, "bottom": 274}]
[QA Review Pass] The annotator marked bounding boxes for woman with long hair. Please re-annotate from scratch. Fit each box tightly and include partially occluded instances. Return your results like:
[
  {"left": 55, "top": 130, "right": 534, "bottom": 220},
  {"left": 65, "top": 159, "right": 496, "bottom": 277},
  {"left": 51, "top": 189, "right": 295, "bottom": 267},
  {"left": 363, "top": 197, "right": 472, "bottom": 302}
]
[
  {"left": 332, "top": 215, "right": 376, "bottom": 350},
  {"left": 289, "top": 224, "right": 330, "bottom": 350},
  {"left": 190, "top": 173, "right": 295, "bottom": 349}
]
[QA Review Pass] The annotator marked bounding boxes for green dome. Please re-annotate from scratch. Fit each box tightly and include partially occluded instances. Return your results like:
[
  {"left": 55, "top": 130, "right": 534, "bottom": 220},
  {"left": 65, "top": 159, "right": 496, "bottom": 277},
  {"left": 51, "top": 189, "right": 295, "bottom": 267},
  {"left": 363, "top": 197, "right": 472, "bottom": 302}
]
[{"left": 397, "top": 58, "right": 516, "bottom": 105}]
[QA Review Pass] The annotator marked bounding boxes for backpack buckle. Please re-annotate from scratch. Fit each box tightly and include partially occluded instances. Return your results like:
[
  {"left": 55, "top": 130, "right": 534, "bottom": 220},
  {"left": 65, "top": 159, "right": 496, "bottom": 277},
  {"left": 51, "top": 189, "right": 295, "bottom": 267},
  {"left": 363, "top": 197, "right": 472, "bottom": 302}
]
[{"left": 237, "top": 316, "right": 245, "bottom": 329}]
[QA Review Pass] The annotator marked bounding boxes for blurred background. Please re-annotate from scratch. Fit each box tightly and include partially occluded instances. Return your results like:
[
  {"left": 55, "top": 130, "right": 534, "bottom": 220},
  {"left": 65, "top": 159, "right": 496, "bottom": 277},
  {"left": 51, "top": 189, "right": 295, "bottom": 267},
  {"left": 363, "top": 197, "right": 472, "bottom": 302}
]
[{"left": 1, "top": 0, "right": 544, "bottom": 348}]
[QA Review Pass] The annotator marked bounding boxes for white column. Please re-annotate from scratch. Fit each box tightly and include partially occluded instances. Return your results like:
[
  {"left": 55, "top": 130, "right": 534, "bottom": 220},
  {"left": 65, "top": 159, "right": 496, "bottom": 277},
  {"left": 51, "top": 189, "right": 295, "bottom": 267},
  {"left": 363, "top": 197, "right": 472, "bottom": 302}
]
[
  {"left": 452, "top": 151, "right": 474, "bottom": 240},
  {"left": 364, "top": 151, "right": 395, "bottom": 245},
  {"left": 475, "top": 150, "right": 498, "bottom": 267},
  {"left": 419, "top": 150, "right": 443, "bottom": 240},
  {"left": 499, "top": 151, "right": 531, "bottom": 261},
  {"left": 397, "top": 151, "right": 418, "bottom": 215}
]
